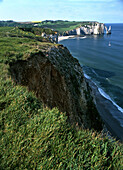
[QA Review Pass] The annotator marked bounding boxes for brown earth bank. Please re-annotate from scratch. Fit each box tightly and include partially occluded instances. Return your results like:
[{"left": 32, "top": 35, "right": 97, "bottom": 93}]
[{"left": 9, "top": 44, "right": 103, "bottom": 131}]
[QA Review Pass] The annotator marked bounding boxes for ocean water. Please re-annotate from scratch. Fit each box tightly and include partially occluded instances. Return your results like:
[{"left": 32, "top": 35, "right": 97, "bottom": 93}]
[{"left": 60, "top": 23, "right": 123, "bottom": 113}]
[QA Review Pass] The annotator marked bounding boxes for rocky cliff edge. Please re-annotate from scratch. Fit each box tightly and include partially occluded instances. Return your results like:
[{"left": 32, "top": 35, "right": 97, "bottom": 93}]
[{"left": 10, "top": 44, "right": 103, "bottom": 131}]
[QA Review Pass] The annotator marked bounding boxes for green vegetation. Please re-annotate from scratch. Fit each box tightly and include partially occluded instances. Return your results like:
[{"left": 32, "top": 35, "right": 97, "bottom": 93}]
[
  {"left": 19, "top": 27, "right": 56, "bottom": 36},
  {"left": 0, "top": 27, "right": 51, "bottom": 42},
  {"left": 0, "top": 26, "right": 58, "bottom": 64},
  {"left": 38, "top": 20, "right": 91, "bottom": 34},
  {"left": 0, "top": 20, "right": 35, "bottom": 28},
  {"left": 0, "top": 20, "right": 21, "bottom": 27},
  {"left": 0, "top": 20, "right": 92, "bottom": 34},
  {"left": 0, "top": 27, "right": 122, "bottom": 169}
]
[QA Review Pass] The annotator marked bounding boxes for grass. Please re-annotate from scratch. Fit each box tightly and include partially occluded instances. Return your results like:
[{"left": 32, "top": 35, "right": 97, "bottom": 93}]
[
  {"left": 0, "top": 28, "right": 54, "bottom": 64},
  {"left": 38, "top": 21, "right": 91, "bottom": 34},
  {"left": 0, "top": 20, "right": 92, "bottom": 34},
  {"left": 0, "top": 27, "right": 123, "bottom": 169},
  {"left": 0, "top": 27, "right": 52, "bottom": 43}
]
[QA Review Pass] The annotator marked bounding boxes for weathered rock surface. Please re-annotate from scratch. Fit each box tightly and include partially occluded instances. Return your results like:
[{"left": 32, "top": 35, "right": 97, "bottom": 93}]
[{"left": 10, "top": 44, "right": 103, "bottom": 131}]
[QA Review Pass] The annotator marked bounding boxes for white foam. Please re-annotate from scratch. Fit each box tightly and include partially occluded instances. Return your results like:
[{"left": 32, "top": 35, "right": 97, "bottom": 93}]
[
  {"left": 84, "top": 73, "right": 91, "bottom": 80},
  {"left": 84, "top": 72, "right": 123, "bottom": 114},
  {"left": 91, "top": 69, "right": 98, "bottom": 77},
  {"left": 84, "top": 72, "right": 123, "bottom": 127},
  {"left": 106, "top": 78, "right": 111, "bottom": 83},
  {"left": 79, "top": 36, "right": 87, "bottom": 39},
  {"left": 98, "top": 87, "right": 123, "bottom": 114}
]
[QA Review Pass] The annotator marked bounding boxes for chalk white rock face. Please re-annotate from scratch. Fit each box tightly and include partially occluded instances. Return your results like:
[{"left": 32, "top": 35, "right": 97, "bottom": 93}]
[{"left": 76, "top": 28, "right": 81, "bottom": 35}]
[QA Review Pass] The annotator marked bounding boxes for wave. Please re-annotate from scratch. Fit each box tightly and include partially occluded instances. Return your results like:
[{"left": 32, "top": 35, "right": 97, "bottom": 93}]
[
  {"left": 98, "top": 88, "right": 123, "bottom": 114},
  {"left": 98, "top": 87, "right": 123, "bottom": 128},
  {"left": 84, "top": 73, "right": 91, "bottom": 79},
  {"left": 79, "top": 36, "right": 87, "bottom": 39},
  {"left": 84, "top": 72, "right": 123, "bottom": 114},
  {"left": 84, "top": 73, "right": 123, "bottom": 127}
]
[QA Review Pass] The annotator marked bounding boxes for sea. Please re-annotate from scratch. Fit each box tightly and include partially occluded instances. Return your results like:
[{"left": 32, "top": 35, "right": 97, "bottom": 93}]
[{"left": 59, "top": 23, "right": 123, "bottom": 125}]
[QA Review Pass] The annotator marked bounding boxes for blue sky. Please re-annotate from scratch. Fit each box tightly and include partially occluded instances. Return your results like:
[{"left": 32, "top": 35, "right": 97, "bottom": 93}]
[{"left": 0, "top": 0, "right": 123, "bottom": 23}]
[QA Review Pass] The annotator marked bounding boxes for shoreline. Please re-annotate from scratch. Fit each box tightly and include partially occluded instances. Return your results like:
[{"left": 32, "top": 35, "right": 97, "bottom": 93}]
[
  {"left": 85, "top": 76, "right": 123, "bottom": 142},
  {"left": 58, "top": 35, "right": 86, "bottom": 42},
  {"left": 58, "top": 35, "right": 76, "bottom": 42},
  {"left": 59, "top": 35, "right": 123, "bottom": 142}
]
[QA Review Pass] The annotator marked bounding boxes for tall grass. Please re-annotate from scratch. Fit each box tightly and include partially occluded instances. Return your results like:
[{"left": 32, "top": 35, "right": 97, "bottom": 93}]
[{"left": 0, "top": 27, "right": 122, "bottom": 169}]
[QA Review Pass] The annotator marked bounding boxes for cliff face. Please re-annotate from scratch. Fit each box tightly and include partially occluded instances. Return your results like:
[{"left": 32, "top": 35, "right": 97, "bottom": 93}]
[{"left": 10, "top": 45, "right": 103, "bottom": 131}]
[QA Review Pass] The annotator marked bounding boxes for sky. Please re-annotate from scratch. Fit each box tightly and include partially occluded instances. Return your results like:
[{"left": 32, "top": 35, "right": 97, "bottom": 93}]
[{"left": 0, "top": 0, "right": 123, "bottom": 23}]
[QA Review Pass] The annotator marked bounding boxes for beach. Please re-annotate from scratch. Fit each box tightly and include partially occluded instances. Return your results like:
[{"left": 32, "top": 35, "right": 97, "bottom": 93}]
[
  {"left": 58, "top": 35, "right": 87, "bottom": 42},
  {"left": 58, "top": 35, "right": 75, "bottom": 42},
  {"left": 60, "top": 24, "right": 123, "bottom": 142},
  {"left": 85, "top": 77, "right": 123, "bottom": 142}
]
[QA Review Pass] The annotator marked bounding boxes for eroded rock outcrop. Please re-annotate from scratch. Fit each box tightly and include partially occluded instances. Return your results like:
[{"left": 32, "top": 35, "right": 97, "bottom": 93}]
[{"left": 10, "top": 44, "right": 103, "bottom": 131}]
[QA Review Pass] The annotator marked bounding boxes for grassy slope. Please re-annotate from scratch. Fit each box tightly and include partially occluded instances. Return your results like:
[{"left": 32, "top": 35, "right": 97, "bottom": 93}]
[
  {"left": 39, "top": 21, "right": 82, "bottom": 33},
  {"left": 0, "top": 20, "right": 92, "bottom": 34},
  {"left": 0, "top": 27, "right": 122, "bottom": 169},
  {"left": 0, "top": 27, "right": 48, "bottom": 43}
]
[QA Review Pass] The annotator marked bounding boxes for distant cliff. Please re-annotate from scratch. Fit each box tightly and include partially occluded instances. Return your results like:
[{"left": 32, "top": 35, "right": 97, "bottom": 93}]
[
  {"left": 63, "top": 22, "right": 105, "bottom": 35},
  {"left": 10, "top": 44, "right": 103, "bottom": 130}
]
